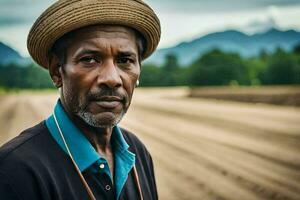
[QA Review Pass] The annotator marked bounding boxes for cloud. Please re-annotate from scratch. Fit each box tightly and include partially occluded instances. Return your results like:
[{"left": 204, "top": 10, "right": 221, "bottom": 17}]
[
  {"left": 147, "top": 0, "right": 300, "bottom": 14},
  {"left": 0, "top": 0, "right": 54, "bottom": 25},
  {"left": 243, "top": 17, "right": 278, "bottom": 34},
  {"left": 1, "top": 0, "right": 300, "bottom": 55},
  {"left": 0, "top": 0, "right": 299, "bottom": 26},
  {"left": 0, "top": 17, "right": 28, "bottom": 26}
]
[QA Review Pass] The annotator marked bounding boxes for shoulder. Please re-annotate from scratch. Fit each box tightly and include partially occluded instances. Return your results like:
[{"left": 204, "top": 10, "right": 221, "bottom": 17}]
[
  {"left": 0, "top": 121, "right": 64, "bottom": 199},
  {"left": 0, "top": 121, "right": 48, "bottom": 163},
  {"left": 0, "top": 121, "right": 55, "bottom": 173},
  {"left": 0, "top": 122, "right": 53, "bottom": 198}
]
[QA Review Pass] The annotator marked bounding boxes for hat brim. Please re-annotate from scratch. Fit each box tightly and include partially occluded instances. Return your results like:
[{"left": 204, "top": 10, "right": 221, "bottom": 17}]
[{"left": 27, "top": 0, "right": 161, "bottom": 69}]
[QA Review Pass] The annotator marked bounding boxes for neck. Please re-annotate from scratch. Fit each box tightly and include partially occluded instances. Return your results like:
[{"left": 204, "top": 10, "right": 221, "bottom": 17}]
[
  {"left": 72, "top": 114, "right": 114, "bottom": 156},
  {"left": 60, "top": 99, "right": 114, "bottom": 156},
  {"left": 84, "top": 126, "right": 113, "bottom": 155}
]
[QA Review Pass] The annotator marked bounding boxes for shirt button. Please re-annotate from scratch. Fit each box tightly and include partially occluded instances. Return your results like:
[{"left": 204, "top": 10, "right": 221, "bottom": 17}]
[
  {"left": 105, "top": 185, "right": 111, "bottom": 191},
  {"left": 99, "top": 164, "right": 105, "bottom": 169}
]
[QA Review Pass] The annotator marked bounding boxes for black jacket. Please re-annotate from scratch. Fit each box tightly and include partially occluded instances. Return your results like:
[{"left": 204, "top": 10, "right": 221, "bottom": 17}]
[{"left": 0, "top": 122, "right": 157, "bottom": 200}]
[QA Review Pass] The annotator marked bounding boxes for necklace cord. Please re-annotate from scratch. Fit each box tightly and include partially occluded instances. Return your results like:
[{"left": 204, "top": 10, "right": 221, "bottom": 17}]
[
  {"left": 133, "top": 166, "right": 144, "bottom": 200},
  {"left": 53, "top": 112, "right": 96, "bottom": 200}
]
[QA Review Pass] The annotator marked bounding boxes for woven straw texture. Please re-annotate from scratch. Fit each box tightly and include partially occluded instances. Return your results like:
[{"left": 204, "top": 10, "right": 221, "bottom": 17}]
[{"left": 27, "top": 0, "right": 161, "bottom": 68}]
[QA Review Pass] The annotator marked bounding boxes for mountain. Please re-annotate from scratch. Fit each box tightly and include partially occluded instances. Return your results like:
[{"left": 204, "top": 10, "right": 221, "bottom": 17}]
[
  {"left": 0, "top": 42, "right": 31, "bottom": 66},
  {"left": 146, "top": 28, "right": 300, "bottom": 66},
  {"left": 1, "top": 28, "right": 300, "bottom": 67}
]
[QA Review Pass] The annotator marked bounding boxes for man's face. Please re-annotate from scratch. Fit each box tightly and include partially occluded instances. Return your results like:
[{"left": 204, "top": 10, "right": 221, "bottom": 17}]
[{"left": 53, "top": 25, "right": 140, "bottom": 128}]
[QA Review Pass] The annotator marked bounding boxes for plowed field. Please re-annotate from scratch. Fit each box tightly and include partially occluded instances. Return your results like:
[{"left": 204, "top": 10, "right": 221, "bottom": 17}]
[{"left": 0, "top": 88, "right": 299, "bottom": 200}]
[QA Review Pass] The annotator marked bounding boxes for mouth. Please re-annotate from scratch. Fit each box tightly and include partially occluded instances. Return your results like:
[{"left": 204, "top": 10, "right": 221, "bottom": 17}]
[{"left": 92, "top": 96, "right": 123, "bottom": 109}]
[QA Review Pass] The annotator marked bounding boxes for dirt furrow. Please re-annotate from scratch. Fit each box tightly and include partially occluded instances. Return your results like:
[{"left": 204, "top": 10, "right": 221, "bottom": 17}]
[
  {"left": 121, "top": 111, "right": 300, "bottom": 200},
  {"left": 133, "top": 100, "right": 300, "bottom": 140},
  {"left": 0, "top": 96, "right": 18, "bottom": 143},
  {"left": 132, "top": 94, "right": 300, "bottom": 137},
  {"left": 175, "top": 96, "right": 300, "bottom": 124},
  {"left": 126, "top": 106, "right": 300, "bottom": 184},
  {"left": 7, "top": 98, "right": 39, "bottom": 137},
  {"left": 123, "top": 121, "right": 262, "bottom": 200},
  {"left": 136, "top": 103, "right": 300, "bottom": 169},
  {"left": 133, "top": 88, "right": 300, "bottom": 124},
  {"left": 129, "top": 103, "right": 300, "bottom": 168}
]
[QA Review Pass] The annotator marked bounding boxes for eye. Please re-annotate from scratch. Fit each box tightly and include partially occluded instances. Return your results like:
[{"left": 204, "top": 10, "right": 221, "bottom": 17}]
[
  {"left": 79, "top": 56, "right": 97, "bottom": 64},
  {"left": 117, "top": 57, "right": 134, "bottom": 65}
]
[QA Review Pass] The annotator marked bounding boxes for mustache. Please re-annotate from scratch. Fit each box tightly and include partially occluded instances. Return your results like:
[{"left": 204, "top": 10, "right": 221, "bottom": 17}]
[{"left": 87, "top": 88, "right": 126, "bottom": 102}]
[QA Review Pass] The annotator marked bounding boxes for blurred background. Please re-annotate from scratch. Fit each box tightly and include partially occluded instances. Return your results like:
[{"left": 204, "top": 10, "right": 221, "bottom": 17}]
[{"left": 0, "top": 0, "right": 300, "bottom": 200}]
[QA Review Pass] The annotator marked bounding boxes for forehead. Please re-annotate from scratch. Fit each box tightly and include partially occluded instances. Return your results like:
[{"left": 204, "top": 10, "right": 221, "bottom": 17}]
[
  {"left": 74, "top": 25, "right": 137, "bottom": 40},
  {"left": 65, "top": 25, "right": 138, "bottom": 52}
]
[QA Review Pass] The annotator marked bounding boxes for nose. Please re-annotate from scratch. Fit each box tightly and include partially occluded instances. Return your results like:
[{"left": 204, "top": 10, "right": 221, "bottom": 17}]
[{"left": 96, "top": 59, "right": 122, "bottom": 88}]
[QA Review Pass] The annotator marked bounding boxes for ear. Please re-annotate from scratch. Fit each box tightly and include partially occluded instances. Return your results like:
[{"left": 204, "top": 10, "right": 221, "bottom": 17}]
[{"left": 48, "top": 55, "right": 63, "bottom": 88}]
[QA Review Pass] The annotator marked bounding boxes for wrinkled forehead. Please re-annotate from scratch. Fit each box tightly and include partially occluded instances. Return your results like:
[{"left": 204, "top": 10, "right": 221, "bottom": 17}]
[{"left": 70, "top": 25, "right": 137, "bottom": 44}]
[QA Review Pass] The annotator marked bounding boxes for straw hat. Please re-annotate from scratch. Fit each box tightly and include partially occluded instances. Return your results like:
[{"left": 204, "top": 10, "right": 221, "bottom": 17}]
[{"left": 27, "top": 0, "right": 161, "bottom": 69}]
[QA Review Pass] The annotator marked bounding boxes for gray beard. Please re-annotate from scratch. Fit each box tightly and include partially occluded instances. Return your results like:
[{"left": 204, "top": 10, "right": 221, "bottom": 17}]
[{"left": 76, "top": 110, "right": 125, "bottom": 128}]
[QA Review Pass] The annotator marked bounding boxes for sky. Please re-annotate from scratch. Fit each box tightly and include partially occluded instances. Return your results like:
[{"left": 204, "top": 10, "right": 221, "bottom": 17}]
[{"left": 0, "top": 0, "right": 300, "bottom": 56}]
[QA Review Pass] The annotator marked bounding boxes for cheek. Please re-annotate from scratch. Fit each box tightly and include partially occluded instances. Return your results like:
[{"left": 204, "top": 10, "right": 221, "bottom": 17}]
[
  {"left": 122, "top": 68, "right": 140, "bottom": 100},
  {"left": 61, "top": 77, "right": 80, "bottom": 108},
  {"left": 130, "top": 66, "right": 140, "bottom": 83},
  {"left": 124, "top": 67, "right": 139, "bottom": 85},
  {"left": 61, "top": 66, "right": 94, "bottom": 108}
]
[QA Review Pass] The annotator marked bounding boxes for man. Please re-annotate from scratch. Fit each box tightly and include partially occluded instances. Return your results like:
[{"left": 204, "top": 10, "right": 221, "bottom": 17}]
[{"left": 0, "top": 0, "right": 160, "bottom": 199}]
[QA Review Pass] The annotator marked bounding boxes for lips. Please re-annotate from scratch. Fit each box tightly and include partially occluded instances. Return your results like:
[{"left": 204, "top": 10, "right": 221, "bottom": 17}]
[{"left": 92, "top": 96, "right": 123, "bottom": 109}]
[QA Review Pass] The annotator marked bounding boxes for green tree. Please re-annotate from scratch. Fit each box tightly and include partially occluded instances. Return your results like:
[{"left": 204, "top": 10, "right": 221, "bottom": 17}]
[
  {"left": 0, "top": 64, "right": 24, "bottom": 88},
  {"left": 161, "top": 54, "right": 182, "bottom": 86},
  {"left": 262, "top": 48, "right": 298, "bottom": 85},
  {"left": 0, "top": 63, "right": 54, "bottom": 89},
  {"left": 187, "top": 49, "right": 248, "bottom": 86},
  {"left": 244, "top": 57, "right": 267, "bottom": 86},
  {"left": 293, "top": 43, "right": 300, "bottom": 55},
  {"left": 140, "top": 64, "right": 163, "bottom": 87}
]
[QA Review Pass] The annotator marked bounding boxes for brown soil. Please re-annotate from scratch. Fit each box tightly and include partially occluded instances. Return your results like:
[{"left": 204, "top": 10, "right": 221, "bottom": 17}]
[
  {"left": 190, "top": 86, "right": 300, "bottom": 106},
  {"left": 0, "top": 88, "right": 300, "bottom": 200}
]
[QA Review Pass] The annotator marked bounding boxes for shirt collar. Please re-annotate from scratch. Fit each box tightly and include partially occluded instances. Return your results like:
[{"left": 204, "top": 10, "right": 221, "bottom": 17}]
[
  {"left": 113, "top": 126, "right": 136, "bottom": 199},
  {"left": 45, "top": 100, "right": 134, "bottom": 173}
]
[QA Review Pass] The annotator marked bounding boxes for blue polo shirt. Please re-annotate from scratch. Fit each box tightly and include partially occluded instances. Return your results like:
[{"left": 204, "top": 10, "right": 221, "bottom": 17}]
[{"left": 45, "top": 100, "right": 135, "bottom": 200}]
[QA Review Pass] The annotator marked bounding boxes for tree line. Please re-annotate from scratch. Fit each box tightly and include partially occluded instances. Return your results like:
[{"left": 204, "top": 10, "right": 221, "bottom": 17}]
[
  {"left": 0, "top": 64, "right": 54, "bottom": 89},
  {"left": 140, "top": 44, "right": 300, "bottom": 87},
  {"left": 0, "top": 44, "right": 300, "bottom": 89}
]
